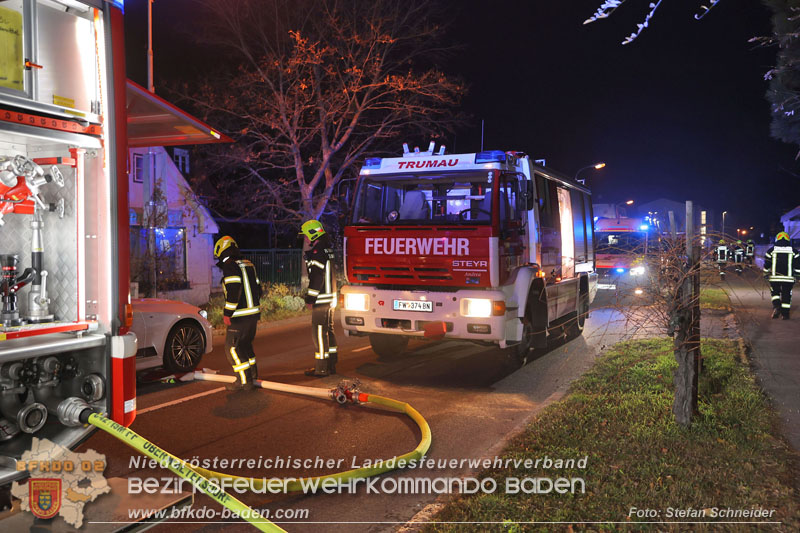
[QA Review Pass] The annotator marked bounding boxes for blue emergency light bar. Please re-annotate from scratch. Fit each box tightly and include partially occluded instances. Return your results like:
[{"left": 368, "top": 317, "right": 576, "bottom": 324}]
[
  {"left": 475, "top": 150, "right": 506, "bottom": 164},
  {"left": 615, "top": 268, "right": 625, "bottom": 273},
  {"left": 639, "top": 225, "right": 649, "bottom": 231},
  {"left": 363, "top": 158, "right": 382, "bottom": 169}
]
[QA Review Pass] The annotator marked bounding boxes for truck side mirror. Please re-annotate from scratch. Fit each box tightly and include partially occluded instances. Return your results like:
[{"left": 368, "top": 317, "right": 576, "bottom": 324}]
[{"left": 524, "top": 181, "right": 535, "bottom": 210}]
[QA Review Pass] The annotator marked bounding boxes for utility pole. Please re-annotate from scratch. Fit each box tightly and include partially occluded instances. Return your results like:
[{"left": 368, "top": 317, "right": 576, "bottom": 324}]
[{"left": 673, "top": 200, "right": 700, "bottom": 426}]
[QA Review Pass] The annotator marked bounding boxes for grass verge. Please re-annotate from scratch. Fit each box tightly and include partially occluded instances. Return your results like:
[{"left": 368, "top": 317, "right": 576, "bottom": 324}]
[
  {"left": 425, "top": 338, "right": 800, "bottom": 532},
  {"left": 699, "top": 287, "right": 732, "bottom": 311}
]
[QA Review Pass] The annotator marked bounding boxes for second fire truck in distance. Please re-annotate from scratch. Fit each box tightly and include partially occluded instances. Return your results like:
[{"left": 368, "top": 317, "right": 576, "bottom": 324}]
[
  {"left": 340, "top": 146, "right": 597, "bottom": 364},
  {"left": 594, "top": 217, "right": 655, "bottom": 292}
]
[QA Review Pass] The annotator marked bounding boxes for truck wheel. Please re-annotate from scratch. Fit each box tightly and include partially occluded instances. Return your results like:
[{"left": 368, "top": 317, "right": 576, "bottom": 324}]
[
  {"left": 566, "top": 292, "right": 589, "bottom": 339},
  {"left": 369, "top": 333, "right": 409, "bottom": 358},
  {"left": 164, "top": 321, "right": 205, "bottom": 372},
  {"left": 513, "top": 315, "right": 533, "bottom": 367}
]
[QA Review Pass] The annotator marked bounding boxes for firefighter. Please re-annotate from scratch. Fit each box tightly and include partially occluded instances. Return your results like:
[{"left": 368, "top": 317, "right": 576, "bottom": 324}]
[
  {"left": 745, "top": 239, "right": 755, "bottom": 264},
  {"left": 715, "top": 239, "right": 729, "bottom": 278},
  {"left": 763, "top": 232, "right": 799, "bottom": 320},
  {"left": 214, "top": 236, "right": 262, "bottom": 389},
  {"left": 300, "top": 220, "right": 338, "bottom": 377},
  {"left": 733, "top": 240, "right": 745, "bottom": 274}
]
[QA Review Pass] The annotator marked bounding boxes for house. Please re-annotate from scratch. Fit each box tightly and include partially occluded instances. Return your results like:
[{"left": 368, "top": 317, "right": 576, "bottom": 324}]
[
  {"left": 780, "top": 205, "right": 800, "bottom": 244},
  {"left": 126, "top": 80, "right": 232, "bottom": 306},
  {"left": 128, "top": 146, "right": 219, "bottom": 305}
]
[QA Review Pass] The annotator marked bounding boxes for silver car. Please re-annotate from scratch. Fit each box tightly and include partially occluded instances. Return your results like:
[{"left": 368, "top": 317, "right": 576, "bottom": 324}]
[{"left": 131, "top": 298, "right": 214, "bottom": 372}]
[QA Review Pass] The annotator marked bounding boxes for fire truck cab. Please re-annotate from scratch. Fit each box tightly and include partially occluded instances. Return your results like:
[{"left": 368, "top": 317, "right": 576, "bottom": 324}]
[
  {"left": 595, "top": 217, "right": 654, "bottom": 291},
  {"left": 341, "top": 147, "right": 597, "bottom": 363}
]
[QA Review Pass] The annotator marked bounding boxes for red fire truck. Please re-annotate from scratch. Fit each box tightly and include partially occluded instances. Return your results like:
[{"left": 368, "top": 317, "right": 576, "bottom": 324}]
[
  {"left": 595, "top": 216, "right": 653, "bottom": 291},
  {"left": 341, "top": 146, "right": 597, "bottom": 364},
  {"left": 0, "top": 0, "right": 227, "bottom": 491}
]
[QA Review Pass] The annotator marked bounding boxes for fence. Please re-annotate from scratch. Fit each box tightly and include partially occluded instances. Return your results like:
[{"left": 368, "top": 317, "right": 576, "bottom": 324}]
[{"left": 240, "top": 249, "right": 303, "bottom": 286}]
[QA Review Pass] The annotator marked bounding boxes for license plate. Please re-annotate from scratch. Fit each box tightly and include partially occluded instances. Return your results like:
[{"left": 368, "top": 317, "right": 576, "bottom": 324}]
[{"left": 393, "top": 300, "right": 433, "bottom": 312}]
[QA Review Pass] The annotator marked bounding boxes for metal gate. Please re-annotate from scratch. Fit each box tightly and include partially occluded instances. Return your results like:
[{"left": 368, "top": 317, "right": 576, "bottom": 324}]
[{"left": 240, "top": 249, "right": 303, "bottom": 286}]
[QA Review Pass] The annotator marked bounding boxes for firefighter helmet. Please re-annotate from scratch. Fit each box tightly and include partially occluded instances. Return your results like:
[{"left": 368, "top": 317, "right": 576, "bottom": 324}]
[
  {"left": 776, "top": 231, "right": 790, "bottom": 243},
  {"left": 214, "top": 235, "right": 237, "bottom": 258},
  {"left": 737, "top": 240, "right": 742, "bottom": 244},
  {"left": 300, "top": 219, "right": 326, "bottom": 242},
  {"left": 747, "top": 239, "right": 753, "bottom": 243},
  {"left": 719, "top": 239, "right": 725, "bottom": 244}
]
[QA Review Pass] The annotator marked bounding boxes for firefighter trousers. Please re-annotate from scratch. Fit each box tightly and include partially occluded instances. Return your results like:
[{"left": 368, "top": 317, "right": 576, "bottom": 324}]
[
  {"left": 311, "top": 305, "right": 337, "bottom": 374},
  {"left": 769, "top": 281, "right": 793, "bottom": 318},
  {"left": 225, "top": 317, "right": 259, "bottom": 385}
]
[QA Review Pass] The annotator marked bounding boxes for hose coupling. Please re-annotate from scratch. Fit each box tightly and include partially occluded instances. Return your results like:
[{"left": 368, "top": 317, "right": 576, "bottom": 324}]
[
  {"left": 332, "top": 379, "right": 362, "bottom": 405},
  {"left": 57, "top": 397, "right": 93, "bottom": 427}
]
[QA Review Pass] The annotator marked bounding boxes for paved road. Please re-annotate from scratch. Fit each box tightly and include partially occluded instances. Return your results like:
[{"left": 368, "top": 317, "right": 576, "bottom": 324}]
[
  {"left": 78, "top": 293, "right": 639, "bottom": 532},
  {"left": 722, "top": 270, "right": 800, "bottom": 451}
]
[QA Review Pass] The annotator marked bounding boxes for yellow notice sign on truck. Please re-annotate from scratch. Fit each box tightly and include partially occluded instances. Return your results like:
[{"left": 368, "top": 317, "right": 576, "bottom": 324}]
[{"left": 0, "top": 6, "right": 24, "bottom": 91}]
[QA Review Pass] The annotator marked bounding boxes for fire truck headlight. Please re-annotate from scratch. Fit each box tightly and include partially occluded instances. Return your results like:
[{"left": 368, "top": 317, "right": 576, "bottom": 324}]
[
  {"left": 630, "top": 266, "right": 646, "bottom": 276},
  {"left": 344, "top": 293, "right": 369, "bottom": 312},
  {"left": 462, "top": 298, "right": 492, "bottom": 318}
]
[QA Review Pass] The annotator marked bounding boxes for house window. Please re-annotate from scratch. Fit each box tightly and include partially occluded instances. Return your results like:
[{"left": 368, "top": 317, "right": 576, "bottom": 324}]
[
  {"left": 132, "top": 153, "right": 144, "bottom": 183},
  {"left": 173, "top": 148, "right": 190, "bottom": 174},
  {"left": 129, "top": 225, "right": 189, "bottom": 292}
]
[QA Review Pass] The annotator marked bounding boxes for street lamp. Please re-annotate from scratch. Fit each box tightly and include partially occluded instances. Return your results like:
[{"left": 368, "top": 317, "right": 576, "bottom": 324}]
[
  {"left": 722, "top": 211, "right": 727, "bottom": 238},
  {"left": 614, "top": 199, "right": 634, "bottom": 217},
  {"left": 574, "top": 162, "right": 606, "bottom": 184}
]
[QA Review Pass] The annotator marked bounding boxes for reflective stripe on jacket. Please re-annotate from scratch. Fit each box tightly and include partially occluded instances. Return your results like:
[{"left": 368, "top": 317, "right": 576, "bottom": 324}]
[
  {"left": 305, "top": 237, "right": 337, "bottom": 307},
  {"left": 221, "top": 257, "right": 261, "bottom": 318},
  {"left": 763, "top": 245, "right": 800, "bottom": 283}
]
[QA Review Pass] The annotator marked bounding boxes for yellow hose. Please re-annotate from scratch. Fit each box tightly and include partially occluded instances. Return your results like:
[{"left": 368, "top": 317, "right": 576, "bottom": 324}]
[
  {"left": 85, "top": 380, "right": 432, "bottom": 531},
  {"left": 87, "top": 412, "right": 285, "bottom": 532},
  {"left": 191, "top": 393, "right": 432, "bottom": 492}
]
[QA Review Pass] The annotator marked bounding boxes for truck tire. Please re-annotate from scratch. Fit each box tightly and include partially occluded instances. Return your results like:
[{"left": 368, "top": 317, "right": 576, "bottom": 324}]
[
  {"left": 567, "top": 279, "right": 589, "bottom": 339},
  {"left": 513, "top": 283, "right": 548, "bottom": 367},
  {"left": 369, "top": 333, "right": 409, "bottom": 358}
]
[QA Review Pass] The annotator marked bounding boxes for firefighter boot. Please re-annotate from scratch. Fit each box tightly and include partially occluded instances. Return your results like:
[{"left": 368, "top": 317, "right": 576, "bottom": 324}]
[
  {"left": 772, "top": 308, "right": 781, "bottom": 319},
  {"left": 304, "top": 359, "right": 329, "bottom": 377},
  {"left": 248, "top": 363, "right": 259, "bottom": 383},
  {"left": 226, "top": 375, "right": 244, "bottom": 391}
]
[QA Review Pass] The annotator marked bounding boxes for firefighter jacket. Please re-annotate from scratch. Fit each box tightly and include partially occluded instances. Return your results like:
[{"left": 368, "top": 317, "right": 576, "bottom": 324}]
[
  {"left": 305, "top": 235, "right": 337, "bottom": 307},
  {"left": 220, "top": 254, "right": 262, "bottom": 319},
  {"left": 746, "top": 242, "right": 755, "bottom": 256},
  {"left": 763, "top": 243, "right": 800, "bottom": 283},
  {"left": 715, "top": 244, "right": 729, "bottom": 262}
]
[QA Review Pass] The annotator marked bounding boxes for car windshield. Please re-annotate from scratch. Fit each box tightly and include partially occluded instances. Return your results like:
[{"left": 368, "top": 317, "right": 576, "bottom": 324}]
[
  {"left": 596, "top": 232, "right": 647, "bottom": 254},
  {"left": 351, "top": 171, "right": 494, "bottom": 225}
]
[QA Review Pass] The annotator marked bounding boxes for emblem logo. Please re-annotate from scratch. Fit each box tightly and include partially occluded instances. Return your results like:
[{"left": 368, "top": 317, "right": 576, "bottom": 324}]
[{"left": 29, "top": 478, "right": 61, "bottom": 519}]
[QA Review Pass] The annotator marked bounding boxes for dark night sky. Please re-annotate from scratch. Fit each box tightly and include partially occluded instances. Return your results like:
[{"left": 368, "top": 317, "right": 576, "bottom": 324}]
[{"left": 123, "top": 0, "right": 800, "bottom": 235}]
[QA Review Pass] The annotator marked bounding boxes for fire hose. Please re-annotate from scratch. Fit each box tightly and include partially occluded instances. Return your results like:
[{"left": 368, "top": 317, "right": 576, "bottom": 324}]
[{"left": 81, "top": 372, "right": 432, "bottom": 531}]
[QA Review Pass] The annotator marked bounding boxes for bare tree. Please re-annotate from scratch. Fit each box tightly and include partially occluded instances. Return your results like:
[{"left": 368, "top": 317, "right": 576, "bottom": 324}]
[
  {"left": 584, "top": 0, "right": 727, "bottom": 44},
  {"left": 184, "top": 0, "right": 465, "bottom": 223}
]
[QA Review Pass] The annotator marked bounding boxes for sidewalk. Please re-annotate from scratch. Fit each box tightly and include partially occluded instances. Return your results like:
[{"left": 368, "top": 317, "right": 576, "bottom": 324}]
[{"left": 722, "top": 271, "right": 800, "bottom": 451}]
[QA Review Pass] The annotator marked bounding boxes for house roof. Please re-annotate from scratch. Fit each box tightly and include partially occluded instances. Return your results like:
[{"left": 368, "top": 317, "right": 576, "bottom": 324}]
[{"left": 126, "top": 80, "right": 233, "bottom": 147}]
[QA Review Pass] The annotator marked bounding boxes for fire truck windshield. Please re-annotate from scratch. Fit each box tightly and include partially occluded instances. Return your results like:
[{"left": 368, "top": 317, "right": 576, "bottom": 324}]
[
  {"left": 352, "top": 172, "right": 495, "bottom": 225},
  {"left": 596, "top": 231, "right": 648, "bottom": 254}
]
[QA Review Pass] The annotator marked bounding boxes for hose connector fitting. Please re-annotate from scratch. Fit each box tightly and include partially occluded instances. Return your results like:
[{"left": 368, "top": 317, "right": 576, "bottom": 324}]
[{"left": 57, "top": 397, "right": 93, "bottom": 427}]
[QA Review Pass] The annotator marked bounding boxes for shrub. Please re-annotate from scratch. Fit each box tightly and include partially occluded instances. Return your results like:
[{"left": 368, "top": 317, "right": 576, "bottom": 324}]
[{"left": 205, "top": 283, "right": 308, "bottom": 328}]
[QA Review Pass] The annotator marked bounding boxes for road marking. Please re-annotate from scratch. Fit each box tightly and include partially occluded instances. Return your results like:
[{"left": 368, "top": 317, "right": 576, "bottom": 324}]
[
  {"left": 352, "top": 345, "right": 372, "bottom": 352},
  {"left": 137, "top": 387, "right": 226, "bottom": 415}
]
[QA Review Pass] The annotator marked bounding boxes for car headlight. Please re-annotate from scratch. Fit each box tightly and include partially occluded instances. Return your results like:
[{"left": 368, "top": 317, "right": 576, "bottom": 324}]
[
  {"left": 344, "top": 293, "right": 369, "bottom": 312},
  {"left": 198, "top": 309, "right": 208, "bottom": 319},
  {"left": 630, "top": 266, "right": 646, "bottom": 276},
  {"left": 462, "top": 298, "right": 492, "bottom": 318}
]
